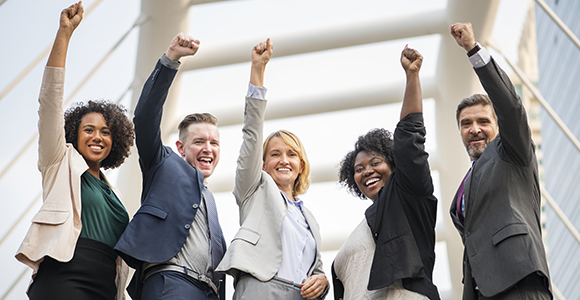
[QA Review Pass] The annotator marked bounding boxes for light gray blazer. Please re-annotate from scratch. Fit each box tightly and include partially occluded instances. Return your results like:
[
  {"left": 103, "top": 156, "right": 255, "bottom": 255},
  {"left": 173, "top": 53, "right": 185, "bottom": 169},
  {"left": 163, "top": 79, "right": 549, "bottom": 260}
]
[{"left": 216, "top": 96, "right": 325, "bottom": 283}]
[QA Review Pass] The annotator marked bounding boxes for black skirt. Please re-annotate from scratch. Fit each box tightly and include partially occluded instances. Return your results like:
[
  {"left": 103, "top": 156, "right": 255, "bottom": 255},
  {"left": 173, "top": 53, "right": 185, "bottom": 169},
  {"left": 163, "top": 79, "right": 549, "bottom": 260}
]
[{"left": 28, "top": 237, "right": 118, "bottom": 300}]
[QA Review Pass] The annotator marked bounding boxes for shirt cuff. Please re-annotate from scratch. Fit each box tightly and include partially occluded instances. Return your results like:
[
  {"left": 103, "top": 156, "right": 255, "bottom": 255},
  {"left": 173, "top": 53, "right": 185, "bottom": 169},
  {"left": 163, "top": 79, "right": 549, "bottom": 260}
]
[
  {"left": 468, "top": 43, "right": 491, "bottom": 69},
  {"left": 246, "top": 82, "right": 267, "bottom": 100},
  {"left": 160, "top": 53, "right": 181, "bottom": 70}
]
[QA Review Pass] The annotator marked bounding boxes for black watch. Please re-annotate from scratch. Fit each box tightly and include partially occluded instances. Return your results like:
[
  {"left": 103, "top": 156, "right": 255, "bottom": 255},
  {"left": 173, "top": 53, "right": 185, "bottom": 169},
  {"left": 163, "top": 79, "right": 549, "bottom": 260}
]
[{"left": 467, "top": 43, "right": 480, "bottom": 57}]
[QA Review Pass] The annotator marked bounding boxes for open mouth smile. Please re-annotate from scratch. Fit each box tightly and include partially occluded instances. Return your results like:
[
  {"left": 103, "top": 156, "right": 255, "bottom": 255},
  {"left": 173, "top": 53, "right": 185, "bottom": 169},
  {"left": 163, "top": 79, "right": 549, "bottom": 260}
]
[{"left": 365, "top": 177, "right": 380, "bottom": 187}]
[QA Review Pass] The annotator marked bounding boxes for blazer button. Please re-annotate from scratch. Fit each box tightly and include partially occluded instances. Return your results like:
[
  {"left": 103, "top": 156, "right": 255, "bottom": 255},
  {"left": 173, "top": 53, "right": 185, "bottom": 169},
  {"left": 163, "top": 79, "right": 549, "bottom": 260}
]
[
  {"left": 192, "top": 204, "right": 199, "bottom": 209},
  {"left": 185, "top": 224, "right": 191, "bottom": 229}
]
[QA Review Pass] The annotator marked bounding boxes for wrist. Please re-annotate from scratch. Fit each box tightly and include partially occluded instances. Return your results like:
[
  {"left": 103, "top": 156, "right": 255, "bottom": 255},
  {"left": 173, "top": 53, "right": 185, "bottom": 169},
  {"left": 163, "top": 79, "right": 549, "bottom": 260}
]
[
  {"left": 251, "top": 62, "right": 267, "bottom": 72},
  {"left": 466, "top": 42, "right": 479, "bottom": 55},
  {"left": 405, "top": 70, "right": 420, "bottom": 79},
  {"left": 166, "top": 49, "right": 180, "bottom": 62},
  {"left": 56, "top": 27, "right": 74, "bottom": 41}
]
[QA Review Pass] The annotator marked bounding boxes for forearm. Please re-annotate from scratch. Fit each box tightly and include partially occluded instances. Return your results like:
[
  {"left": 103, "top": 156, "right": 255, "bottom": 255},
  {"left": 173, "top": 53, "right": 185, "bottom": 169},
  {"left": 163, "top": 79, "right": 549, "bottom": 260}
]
[
  {"left": 47, "top": 30, "right": 72, "bottom": 68},
  {"left": 475, "top": 60, "right": 533, "bottom": 163},
  {"left": 38, "top": 67, "right": 67, "bottom": 167},
  {"left": 400, "top": 72, "right": 422, "bottom": 120},
  {"left": 250, "top": 63, "right": 266, "bottom": 88},
  {"left": 234, "top": 96, "right": 267, "bottom": 203}
]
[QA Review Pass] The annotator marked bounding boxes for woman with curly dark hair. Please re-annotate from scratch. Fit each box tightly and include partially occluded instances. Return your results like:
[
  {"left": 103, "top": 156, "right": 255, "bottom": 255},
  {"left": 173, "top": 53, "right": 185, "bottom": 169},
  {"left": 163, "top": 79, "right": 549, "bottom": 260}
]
[
  {"left": 16, "top": 2, "right": 134, "bottom": 300},
  {"left": 331, "top": 46, "right": 440, "bottom": 300}
]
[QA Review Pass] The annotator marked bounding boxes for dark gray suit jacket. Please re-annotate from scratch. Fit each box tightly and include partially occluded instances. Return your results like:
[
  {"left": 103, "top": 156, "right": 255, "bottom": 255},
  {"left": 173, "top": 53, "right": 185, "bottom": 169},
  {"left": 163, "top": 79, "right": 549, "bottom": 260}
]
[{"left": 449, "top": 58, "right": 551, "bottom": 299}]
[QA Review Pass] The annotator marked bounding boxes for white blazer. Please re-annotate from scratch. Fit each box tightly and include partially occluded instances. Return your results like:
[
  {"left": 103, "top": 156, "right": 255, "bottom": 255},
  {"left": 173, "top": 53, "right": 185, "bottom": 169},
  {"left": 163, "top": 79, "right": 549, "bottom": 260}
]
[
  {"left": 216, "top": 96, "right": 325, "bottom": 282},
  {"left": 15, "top": 67, "right": 128, "bottom": 300}
]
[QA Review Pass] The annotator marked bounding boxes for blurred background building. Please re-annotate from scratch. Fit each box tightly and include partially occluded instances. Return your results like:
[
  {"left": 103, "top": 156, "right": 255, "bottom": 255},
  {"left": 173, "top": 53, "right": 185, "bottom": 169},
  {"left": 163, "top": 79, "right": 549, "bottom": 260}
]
[{"left": 534, "top": 0, "right": 580, "bottom": 298}]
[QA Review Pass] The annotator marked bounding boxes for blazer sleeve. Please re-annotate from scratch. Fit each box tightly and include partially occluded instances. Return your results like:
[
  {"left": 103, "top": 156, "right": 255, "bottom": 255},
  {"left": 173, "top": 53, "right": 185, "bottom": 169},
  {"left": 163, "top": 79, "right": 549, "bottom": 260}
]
[
  {"left": 133, "top": 60, "right": 178, "bottom": 172},
  {"left": 233, "top": 96, "right": 268, "bottom": 207},
  {"left": 392, "top": 112, "right": 434, "bottom": 198},
  {"left": 37, "top": 67, "right": 68, "bottom": 169},
  {"left": 475, "top": 58, "right": 534, "bottom": 166}
]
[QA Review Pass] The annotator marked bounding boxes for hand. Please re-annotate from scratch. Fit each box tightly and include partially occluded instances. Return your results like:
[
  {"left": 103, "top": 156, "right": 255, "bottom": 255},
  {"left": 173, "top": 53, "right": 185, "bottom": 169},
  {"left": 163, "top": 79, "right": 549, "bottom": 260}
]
[
  {"left": 59, "top": 1, "right": 84, "bottom": 38},
  {"left": 300, "top": 274, "right": 328, "bottom": 300},
  {"left": 450, "top": 22, "right": 477, "bottom": 52},
  {"left": 400, "top": 45, "right": 423, "bottom": 75},
  {"left": 252, "top": 38, "right": 273, "bottom": 68},
  {"left": 166, "top": 32, "right": 200, "bottom": 62}
]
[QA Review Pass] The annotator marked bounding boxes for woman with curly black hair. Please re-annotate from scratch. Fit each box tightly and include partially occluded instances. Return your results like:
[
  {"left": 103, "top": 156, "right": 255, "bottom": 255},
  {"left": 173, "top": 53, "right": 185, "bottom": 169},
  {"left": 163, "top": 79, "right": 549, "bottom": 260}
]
[
  {"left": 331, "top": 46, "right": 440, "bottom": 300},
  {"left": 16, "top": 2, "right": 134, "bottom": 300}
]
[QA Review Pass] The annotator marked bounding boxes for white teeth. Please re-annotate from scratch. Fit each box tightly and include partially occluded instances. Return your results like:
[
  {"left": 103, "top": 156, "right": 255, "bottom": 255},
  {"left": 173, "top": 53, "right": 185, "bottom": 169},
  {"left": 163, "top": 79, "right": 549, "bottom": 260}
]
[
  {"left": 366, "top": 178, "right": 379, "bottom": 186},
  {"left": 278, "top": 168, "right": 290, "bottom": 171},
  {"left": 89, "top": 145, "right": 102, "bottom": 150},
  {"left": 199, "top": 158, "right": 212, "bottom": 162}
]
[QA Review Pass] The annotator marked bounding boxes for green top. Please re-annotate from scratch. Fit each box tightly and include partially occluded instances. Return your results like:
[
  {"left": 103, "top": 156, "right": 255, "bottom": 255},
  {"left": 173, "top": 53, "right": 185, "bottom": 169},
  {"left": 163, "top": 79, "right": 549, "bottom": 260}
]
[{"left": 79, "top": 171, "right": 129, "bottom": 248}]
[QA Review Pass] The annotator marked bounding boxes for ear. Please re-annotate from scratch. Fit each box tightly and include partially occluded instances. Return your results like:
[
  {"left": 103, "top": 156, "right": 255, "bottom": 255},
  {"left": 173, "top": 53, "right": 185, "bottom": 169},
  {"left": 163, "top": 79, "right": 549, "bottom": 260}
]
[
  {"left": 299, "top": 160, "right": 304, "bottom": 174},
  {"left": 176, "top": 140, "right": 185, "bottom": 156},
  {"left": 262, "top": 161, "right": 266, "bottom": 171}
]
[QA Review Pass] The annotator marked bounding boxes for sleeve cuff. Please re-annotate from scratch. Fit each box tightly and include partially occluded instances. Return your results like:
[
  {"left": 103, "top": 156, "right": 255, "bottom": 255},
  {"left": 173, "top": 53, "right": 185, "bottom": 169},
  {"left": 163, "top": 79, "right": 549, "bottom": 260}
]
[
  {"left": 246, "top": 82, "right": 267, "bottom": 100},
  {"left": 468, "top": 43, "right": 491, "bottom": 69},
  {"left": 160, "top": 53, "right": 181, "bottom": 70}
]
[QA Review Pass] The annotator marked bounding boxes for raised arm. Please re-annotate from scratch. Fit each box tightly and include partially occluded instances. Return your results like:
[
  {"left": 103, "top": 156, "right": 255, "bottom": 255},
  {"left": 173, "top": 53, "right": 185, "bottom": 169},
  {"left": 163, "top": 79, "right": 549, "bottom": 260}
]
[
  {"left": 133, "top": 33, "right": 199, "bottom": 168},
  {"left": 38, "top": 2, "right": 83, "bottom": 169},
  {"left": 399, "top": 45, "right": 423, "bottom": 120},
  {"left": 451, "top": 22, "right": 534, "bottom": 165},
  {"left": 47, "top": 1, "right": 84, "bottom": 68},
  {"left": 394, "top": 46, "right": 433, "bottom": 197},
  {"left": 234, "top": 39, "right": 273, "bottom": 204}
]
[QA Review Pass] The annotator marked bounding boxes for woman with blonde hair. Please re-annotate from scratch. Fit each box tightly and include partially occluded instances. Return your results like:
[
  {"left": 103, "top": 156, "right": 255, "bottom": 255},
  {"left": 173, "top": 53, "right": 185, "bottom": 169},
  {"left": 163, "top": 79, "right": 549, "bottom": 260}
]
[{"left": 216, "top": 39, "right": 329, "bottom": 300}]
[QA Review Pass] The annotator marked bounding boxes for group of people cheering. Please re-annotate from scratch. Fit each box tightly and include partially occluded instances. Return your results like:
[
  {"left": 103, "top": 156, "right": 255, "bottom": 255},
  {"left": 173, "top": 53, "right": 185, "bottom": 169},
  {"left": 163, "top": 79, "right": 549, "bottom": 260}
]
[{"left": 15, "top": 2, "right": 553, "bottom": 300}]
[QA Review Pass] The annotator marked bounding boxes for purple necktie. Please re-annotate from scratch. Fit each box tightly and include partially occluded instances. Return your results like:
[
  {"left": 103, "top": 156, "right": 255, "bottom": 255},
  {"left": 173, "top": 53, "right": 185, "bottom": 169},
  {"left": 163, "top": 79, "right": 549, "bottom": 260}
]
[
  {"left": 202, "top": 186, "right": 224, "bottom": 286},
  {"left": 456, "top": 168, "right": 471, "bottom": 225}
]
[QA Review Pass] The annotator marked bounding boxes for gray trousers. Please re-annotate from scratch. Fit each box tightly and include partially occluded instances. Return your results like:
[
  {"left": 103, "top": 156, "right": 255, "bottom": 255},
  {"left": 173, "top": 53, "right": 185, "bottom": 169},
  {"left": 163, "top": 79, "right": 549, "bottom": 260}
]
[{"left": 233, "top": 274, "right": 306, "bottom": 300}]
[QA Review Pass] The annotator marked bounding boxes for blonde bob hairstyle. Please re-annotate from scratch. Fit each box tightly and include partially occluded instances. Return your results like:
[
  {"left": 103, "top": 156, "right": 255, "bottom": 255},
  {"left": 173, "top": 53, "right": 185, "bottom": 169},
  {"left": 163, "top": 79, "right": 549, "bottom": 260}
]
[{"left": 262, "top": 130, "right": 311, "bottom": 196}]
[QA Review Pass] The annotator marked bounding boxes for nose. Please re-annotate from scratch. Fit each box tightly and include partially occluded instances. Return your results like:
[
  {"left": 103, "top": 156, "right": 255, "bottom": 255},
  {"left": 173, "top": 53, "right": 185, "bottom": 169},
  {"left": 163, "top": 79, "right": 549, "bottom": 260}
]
[
  {"left": 280, "top": 154, "right": 289, "bottom": 163},
  {"left": 201, "top": 141, "right": 212, "bottom": 153},
  {"left": 469, "top": 122, "right": 481, "bottom": 135},
  {"left": 362, "top": 165, "right": 374, "bottom": 176},
  {"left": 92, "top": 130, "right": 102, "bottom": 142}
]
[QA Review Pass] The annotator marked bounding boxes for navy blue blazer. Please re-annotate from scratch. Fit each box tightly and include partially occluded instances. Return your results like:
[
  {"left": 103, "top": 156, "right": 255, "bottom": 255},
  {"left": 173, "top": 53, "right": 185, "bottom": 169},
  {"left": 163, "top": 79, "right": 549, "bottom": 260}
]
[{"left": 114, "top": 60, "right": 226, "bottom": 299}]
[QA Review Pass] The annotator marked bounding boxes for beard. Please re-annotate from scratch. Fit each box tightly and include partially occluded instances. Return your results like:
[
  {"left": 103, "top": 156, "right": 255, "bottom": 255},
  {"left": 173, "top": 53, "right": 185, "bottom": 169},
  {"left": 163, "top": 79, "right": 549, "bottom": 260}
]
[{"left": 465, "top": 133, "right": 488, "bottom": 160}]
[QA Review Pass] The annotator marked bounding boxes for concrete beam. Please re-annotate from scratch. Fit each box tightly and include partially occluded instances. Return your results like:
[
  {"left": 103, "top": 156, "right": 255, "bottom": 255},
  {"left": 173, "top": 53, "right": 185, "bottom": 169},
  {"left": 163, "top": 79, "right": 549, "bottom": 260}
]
[{"left": 181, "top": 8, "right": 449, "bottom": 71}]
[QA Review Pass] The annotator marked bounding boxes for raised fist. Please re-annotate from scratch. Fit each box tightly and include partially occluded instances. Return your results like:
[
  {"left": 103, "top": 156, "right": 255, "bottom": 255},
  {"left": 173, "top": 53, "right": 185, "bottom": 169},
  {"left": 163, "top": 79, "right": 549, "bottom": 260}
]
[
  {"left": 252, "top": 38, "right": 273, "bottom": 68},
  {"left": 401, "top": 45, "right": 423, "bottom": 74},
  {"left": 450, "top": 22, "right": 477, "bottom": 52},
  {"left": 166, "top": 32, "right": 200, "bottom": 62},
  {"left": 59, "top": 1, "right": 84, "bottom": 36}
]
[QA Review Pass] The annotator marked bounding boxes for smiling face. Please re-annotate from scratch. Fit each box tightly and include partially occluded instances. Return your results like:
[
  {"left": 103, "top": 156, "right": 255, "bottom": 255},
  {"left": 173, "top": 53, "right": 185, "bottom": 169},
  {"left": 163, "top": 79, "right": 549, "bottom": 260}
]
[
  {"left": 77, "top": 112, "right": 112, "bottom": 175},
  {"left": 176, "top": 122, "right": 220, "bottom": 180},
  {"left": 458, "top": 104, "right": 498, "bottom": 160},
  {"left": 262, "top": 136, "right": 304, "bottom": 195},
  {"left": 353, "top": 150, "right": 392, "bottom": 200}
]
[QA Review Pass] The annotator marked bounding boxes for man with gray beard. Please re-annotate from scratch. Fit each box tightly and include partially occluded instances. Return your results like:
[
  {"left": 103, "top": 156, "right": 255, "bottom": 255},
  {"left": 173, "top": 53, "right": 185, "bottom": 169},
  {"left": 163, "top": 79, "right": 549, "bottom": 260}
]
[{"left": 449, "top": 22, "right": 552, "bottom": 300}]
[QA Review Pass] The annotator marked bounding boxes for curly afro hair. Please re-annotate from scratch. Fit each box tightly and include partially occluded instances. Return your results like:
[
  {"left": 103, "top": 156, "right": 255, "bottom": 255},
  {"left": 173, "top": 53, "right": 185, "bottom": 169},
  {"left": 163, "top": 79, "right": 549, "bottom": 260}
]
[
  {"left": 338, "top": 128, "right": 395, "bottom": 199},
  {"left": 64, "top": 100, "right": 134, "bottom": 170}
]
